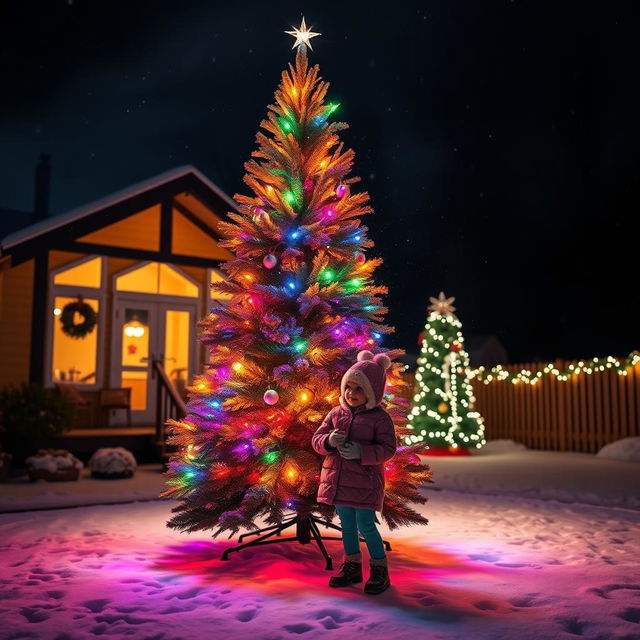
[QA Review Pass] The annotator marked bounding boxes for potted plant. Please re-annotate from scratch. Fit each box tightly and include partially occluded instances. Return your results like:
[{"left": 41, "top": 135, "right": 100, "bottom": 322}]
[{"left": 0, "top": 383, "right": 74, "bottom": 467}]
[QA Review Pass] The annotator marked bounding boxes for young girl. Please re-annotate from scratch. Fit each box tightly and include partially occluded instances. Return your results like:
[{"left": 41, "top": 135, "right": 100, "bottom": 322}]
[{"left": 312, "top": 350, "right": 396, "bottom": 595}]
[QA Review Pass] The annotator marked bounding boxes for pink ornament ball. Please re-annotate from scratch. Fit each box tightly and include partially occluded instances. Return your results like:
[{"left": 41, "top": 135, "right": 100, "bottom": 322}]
[
  {"left": 263, "top": 389, "right": 279, "bottom": 405},
  {"left": 263, "top": 254, "right": 278, "bottom": 269},
  {"left": 354, "top": 251, "right": 366, "bottom": 264},
  {"left": 336, "top": 184, "right": 347, "bottom": 198}
]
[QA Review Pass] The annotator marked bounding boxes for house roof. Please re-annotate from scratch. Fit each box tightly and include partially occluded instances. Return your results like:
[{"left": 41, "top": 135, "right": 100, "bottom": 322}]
[{"left": 0, "top": 165, "right": 237, "bottom": 251}]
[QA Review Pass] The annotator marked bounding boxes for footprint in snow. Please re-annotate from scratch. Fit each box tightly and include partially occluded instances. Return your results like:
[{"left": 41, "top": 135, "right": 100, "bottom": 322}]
[
  {"left": 555, "top": 616, "right": 589, "bottom": 636},
  {"left": 159, "top": 603, "right": 199, "bottom": 614},
  {"left": 20, "top": 607, "right": 51, "bottom": 623},
  {"left": 90, "top": 623, "right": 108, "bottom": 635},
  {"left": 508, "top": 594, "right": 542, "bottom": 608},
  {"left": 467, "top": 553, "right": 501, "bottom": 563},
  {"left": 283, "top": 623, "right": 314, "bottom": 634},
  {"left": 82, "top": 598, "right": 111, "bottom": 613},
  {"left": 588, "top": 584, "right": 640, "bottom": 599},
  {"left": 235, "top": 609, "right": 259, "bottom": 622},
  {"left": 309, "top": 609, "right": 359, "bottom": 623},
  {"left": 617, "top": 607, "right": 640, "bottom": 623}
]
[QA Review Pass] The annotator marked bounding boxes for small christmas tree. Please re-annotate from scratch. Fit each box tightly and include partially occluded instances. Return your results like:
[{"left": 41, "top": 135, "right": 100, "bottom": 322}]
[
  {"left": 161, "top": 22, "right": 431, "bottom": 551},
  {"left": 406, "top": 292, "right": 486, "bottom": 453}
]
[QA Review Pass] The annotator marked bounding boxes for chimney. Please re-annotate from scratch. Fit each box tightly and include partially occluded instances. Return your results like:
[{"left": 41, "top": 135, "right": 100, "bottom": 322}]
[{"left": 33, "top": 153, "right": 51, "bottom": 223}]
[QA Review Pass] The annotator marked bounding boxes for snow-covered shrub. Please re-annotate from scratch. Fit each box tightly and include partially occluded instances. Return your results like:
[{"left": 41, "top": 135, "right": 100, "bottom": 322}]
[
  {"left": 472, "top": 439, "right": 527, "bottom": 455},
  {"left": 26, "top": 449, "right": 83, "bottom": 481},
  {"left": 26, "top": 449, "right": 84, "bottom": 472},
  {"left": 88, "top": 447, "right": 137, "bottom": 478},
  {"left": 596, "top": 437, "right": 640, "bottom": 463}
]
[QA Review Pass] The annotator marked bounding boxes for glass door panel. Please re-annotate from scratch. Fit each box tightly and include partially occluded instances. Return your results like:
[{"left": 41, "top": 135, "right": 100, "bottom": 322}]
[
  {"left": 112, "top": 297, "right": 198, "bottom": 426},
  {"left": 164, "top": 309, "right": 190, "bottom": 401},
  {"left": 121, "top": 308, "right": 150, "bottom": 367},
  {"left": 112, "top": 300, "right": 156, "bottom": 425},
  {"left": 121, "top": 370, "right": 148, "bottom": 411}
]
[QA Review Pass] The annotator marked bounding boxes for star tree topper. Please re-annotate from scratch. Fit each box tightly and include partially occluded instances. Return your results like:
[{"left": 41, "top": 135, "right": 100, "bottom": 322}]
[
  {"left": 285, "top": 17, "right": 321, "bottom": 50},
  {"left": 428, "top": 291, "right": 457, "bottom": 316}
]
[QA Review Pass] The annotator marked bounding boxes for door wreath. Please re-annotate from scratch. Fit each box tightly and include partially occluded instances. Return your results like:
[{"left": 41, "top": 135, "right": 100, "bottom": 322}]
[{"left": 60, "top": 295, "right": 97, "bottom": 339}]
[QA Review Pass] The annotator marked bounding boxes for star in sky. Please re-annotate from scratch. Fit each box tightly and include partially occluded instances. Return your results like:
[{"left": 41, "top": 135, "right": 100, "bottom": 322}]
[
  {"left": 285, "top": 17, "right": 321, "bottom": 51},
  {"left": 428, "top": 291, "right": 457, "bottom": 315}
]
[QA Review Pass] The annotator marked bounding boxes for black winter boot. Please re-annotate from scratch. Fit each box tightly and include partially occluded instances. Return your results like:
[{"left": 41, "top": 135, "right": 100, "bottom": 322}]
[
  {"left": 329, "top": 553, "right": 363, "bottom": 588},
  {"left": 364, "top": 557, "right": 390, "bottom": 595}
]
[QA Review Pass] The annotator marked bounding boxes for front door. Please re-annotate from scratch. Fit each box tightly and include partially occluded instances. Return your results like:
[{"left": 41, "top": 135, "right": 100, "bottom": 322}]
[{"left": 111, "top": 297, "right": 198, "bottom": 425}]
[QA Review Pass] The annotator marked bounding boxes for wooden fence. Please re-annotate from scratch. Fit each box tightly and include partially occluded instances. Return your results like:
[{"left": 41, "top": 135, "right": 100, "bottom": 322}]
[{"left": 400, "top": 358, "right": 640, "bottom": 453}]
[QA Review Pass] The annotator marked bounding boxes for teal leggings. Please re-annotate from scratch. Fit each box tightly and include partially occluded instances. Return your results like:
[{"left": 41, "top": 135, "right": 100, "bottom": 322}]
[{"left": 335, "top": 505, "right": 386, "bottom": 560}]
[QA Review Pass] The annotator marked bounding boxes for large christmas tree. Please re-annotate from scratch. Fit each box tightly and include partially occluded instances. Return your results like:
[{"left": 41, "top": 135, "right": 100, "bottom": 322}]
[
  {"left": 162, "top": 22, "right": 431, "bottom": 545},
  {"left": 406, "top": 292, "right": 486, "bottom": 452}
]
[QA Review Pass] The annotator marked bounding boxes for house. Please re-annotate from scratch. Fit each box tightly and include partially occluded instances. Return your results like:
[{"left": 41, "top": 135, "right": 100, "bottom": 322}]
[{"left": 0, "top": 164, "right": 236, "bottom": 455}]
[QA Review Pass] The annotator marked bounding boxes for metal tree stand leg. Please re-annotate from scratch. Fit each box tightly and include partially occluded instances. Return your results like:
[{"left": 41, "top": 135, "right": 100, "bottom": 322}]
[{"left": 221, "top": 512, "right": 392, "bottom": 569}]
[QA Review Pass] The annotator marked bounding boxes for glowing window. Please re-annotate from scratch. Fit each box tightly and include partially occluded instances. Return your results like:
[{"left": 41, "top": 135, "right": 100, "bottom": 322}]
[
  {"left": 52, "top": 297, "right": 99, "bottom": 385},
  {"left": 53, "top": 257, "right": 102, "bottom": 288},
  {"left": 115, "top": 262, "right": 198, "bottom": 297}
]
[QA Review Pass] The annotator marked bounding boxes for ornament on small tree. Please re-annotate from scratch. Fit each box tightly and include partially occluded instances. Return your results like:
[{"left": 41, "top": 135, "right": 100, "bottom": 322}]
[
  {"left": 263, "top": 254, "right": 278, "bottom": 269},
  {"left": 263, "top": 389, "right": 279, "bottom": 405},
  {"left": 407, "top": 292, "right": 485, "bottom": 453}
]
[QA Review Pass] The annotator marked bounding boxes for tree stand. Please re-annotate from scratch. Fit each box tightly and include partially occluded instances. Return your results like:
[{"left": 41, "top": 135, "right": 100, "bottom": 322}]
[{"left": 220, "top": 511, "right": 392, "bottom": 570}]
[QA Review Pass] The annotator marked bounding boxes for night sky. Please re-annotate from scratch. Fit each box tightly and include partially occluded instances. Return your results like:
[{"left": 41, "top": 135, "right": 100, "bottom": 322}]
[{"left": 1, "top": 1, "right": 638, "bottom": 363}]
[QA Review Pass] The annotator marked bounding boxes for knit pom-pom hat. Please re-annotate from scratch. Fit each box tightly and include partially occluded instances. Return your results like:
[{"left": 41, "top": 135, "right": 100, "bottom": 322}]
[{"left": 340, "top": 350, "right": 392, "bottom": 410}]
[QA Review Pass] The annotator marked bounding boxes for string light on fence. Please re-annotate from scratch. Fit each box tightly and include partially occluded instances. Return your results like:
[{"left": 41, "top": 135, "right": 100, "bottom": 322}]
[{"left": 468, "top": 351, "right": 639, "bottom": 385}]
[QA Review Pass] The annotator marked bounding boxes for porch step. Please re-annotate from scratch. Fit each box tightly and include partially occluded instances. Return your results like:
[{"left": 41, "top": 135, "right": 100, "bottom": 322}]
[
  {"left": 65, "top": 427, "right": 156, "bottom": 437},
  {"left": 53, "top": 427, "right": 159, "bottom": 464}
]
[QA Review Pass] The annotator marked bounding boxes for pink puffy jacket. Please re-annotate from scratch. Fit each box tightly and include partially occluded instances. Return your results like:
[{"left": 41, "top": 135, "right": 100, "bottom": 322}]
[{"left": 312, "top": 404, "right": 396, "bottom": 512}]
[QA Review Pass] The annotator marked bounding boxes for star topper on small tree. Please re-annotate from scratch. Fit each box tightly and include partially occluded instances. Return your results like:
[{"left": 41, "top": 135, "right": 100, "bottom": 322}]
[
  {"left": 428, "top": 291, "right": 456, "bottom": 316},
  {"left": 284, "top": 17, "right": 321, "bottom": 50}
]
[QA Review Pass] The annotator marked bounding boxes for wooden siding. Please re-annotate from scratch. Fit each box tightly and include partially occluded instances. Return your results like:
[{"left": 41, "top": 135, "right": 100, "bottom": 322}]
[
  {"left": 48, "top": 250, "right": 87, "bottom": 271},
  {"left": 0, "top": 260, "right": 34, "bottom": 386},
  {"left": 174, "top": 191, "right": 227, "bottom": 234},
  {"left": 171, "top": 209, "right": 232, "bottom": 260},
  {"left": 77, "top": 205, "right": 161, "bottom": 251}
]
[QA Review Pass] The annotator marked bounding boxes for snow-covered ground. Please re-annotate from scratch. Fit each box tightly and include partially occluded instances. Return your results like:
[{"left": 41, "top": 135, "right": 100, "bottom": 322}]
[
  {"left": 1, "top": 444, "right": 639, "bottom": 639},
  {"left": 1, "top": 492, "right": 639, "bottom": 639},
  {"left": 420, "top": 449, "right": 640, "bottom": 510},
  {"left": 2, "top": 446, "right": 639, "bottom": 513}
]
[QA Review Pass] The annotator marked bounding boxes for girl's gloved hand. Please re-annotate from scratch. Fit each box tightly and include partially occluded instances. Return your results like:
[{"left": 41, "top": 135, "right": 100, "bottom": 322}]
[
  {"left": 338, "top": 441, "right": 361, "bottom": 460},
  {"left": 328, "top": 429, "right": 347, "bottom": 448}
]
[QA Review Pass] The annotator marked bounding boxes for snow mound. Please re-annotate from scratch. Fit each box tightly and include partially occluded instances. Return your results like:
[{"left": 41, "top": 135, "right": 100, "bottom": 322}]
[
  {"left": 26, "top": 450, "right": 84, "bottom": 472},
  {"left": 597, "top": 437, "right": 640, "bottom": 463},
  {"left": 472, "top": 439, "right": 527, "bottom": 455},
  {"left": 88, "top": 447, "right": 137, "bottom": 478}
]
